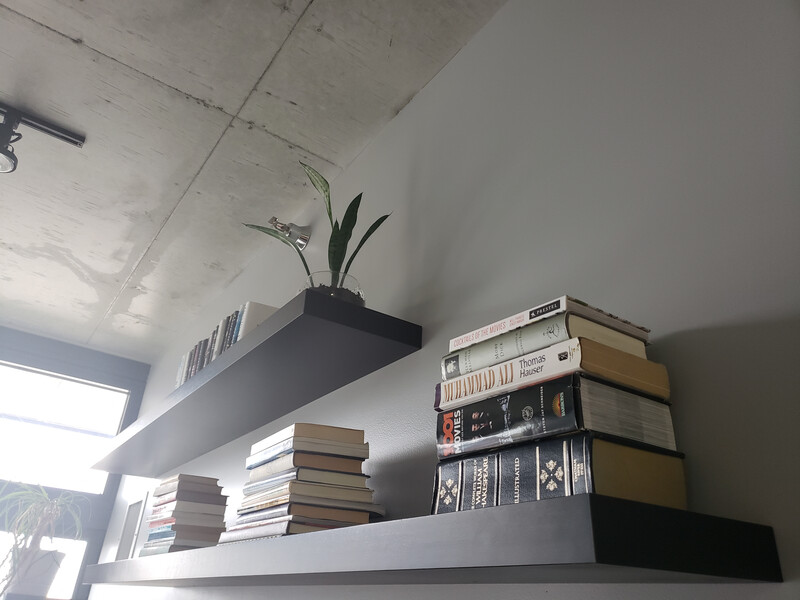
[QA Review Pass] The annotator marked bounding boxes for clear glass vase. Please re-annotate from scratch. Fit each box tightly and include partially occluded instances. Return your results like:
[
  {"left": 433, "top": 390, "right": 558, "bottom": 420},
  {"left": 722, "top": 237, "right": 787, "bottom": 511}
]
[{"left": 304, "top": 271, "right": 366, "bottom": 307}]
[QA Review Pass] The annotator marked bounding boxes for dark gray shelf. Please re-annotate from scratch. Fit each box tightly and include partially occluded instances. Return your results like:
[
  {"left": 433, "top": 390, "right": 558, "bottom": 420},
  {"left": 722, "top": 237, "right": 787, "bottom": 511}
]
[
  {"left": 83, "top": 495, "right": 782, "bottom": 587},
  {"left": 93, "top": 290, "right": 422, "bottom": 477}
]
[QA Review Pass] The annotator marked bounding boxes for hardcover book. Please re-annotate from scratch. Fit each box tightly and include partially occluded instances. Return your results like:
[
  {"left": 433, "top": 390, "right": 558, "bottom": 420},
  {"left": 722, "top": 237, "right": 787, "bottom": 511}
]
[
  {"left": 448, "top": 295, "right": 650, "bottom": 352},
  {"left": 432, "top": 460, "right": 462, "bottom": 514},
  {"left": 146, "top": 512, "right": 226, "bottom": 528},
  {"left": 243, "top": 468, "right": 368, "bottom": 495},
  {"left": 442, "top": 312, "right": 647, "bottom": 380},
  {"left": 150, "top": 499, "right": 226, "bottom": 516},
  {"left": 230, "top": 502, "right": 370, "bottom": 526},
  {"left": 153, "top": 480, "right": 223, "bottom": 497},
  {"left": 434, "top": 337, "right": 670, "bottom": 412},
  {"left": 248, "top": 452, "right": 364, "bottom": 482},
  {"left": 218, "top": 520, "right": 337, "bottom": 543},
  {"left": 236, "top": 493, "right": 385, "bottom": 517},
  {"left": 240, "top": 480, "right": 373, "bottom": 507},
  {"left": 431, "top": 432, "right": 686, "bottom": 514},
  {"left": 152, "top": 489, "right": 228, "bottom": 507},
  {"left": 570, "top": 434, "right": 687, "bottom": 509},
  {"left": 461, "top": 453, "right": 498, "bottom": 511},
  {"left": 250, "top": 423, "right": 365, "bottom": 455},
  {"left": 246, "top": 437, "right": 370, "bottom": 470},
  {"left": 435, "top": 374, "right": 676, "bottom": 459}
]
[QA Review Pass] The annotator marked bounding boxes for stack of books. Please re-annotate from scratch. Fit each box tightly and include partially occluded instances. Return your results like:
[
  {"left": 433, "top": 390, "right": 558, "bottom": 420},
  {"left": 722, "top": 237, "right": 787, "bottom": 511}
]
[
  {"left": 140, "top": 474, "right": 227, "bottom": 556},
  {"left": 175, "top": 300, "right": 277, "bottom": 388},
  {"left": 220, "top": 423, "right": 385, "bottom": 544},
  {"left": 431, "top": 295, "right": 687, "bottom": 514}
]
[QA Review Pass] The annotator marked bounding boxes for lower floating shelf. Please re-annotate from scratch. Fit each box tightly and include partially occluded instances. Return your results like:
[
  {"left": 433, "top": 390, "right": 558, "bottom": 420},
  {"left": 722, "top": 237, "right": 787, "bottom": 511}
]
[{"left": 84, "top": 495, "right": 782, "bottom": 587}]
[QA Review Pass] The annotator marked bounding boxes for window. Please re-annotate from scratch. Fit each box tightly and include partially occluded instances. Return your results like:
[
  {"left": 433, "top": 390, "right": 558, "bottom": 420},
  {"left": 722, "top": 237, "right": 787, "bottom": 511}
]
[
  {"left": 0, "top": 360, "right": 128, "bottom": 494},
  {"left": 0, "top": 325, "right": 148, "bottom": 599}
]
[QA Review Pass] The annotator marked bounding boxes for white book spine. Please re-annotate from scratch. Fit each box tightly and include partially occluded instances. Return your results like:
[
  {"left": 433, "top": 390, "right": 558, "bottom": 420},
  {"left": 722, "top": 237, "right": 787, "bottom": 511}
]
[
  {"left": 442, "top": 313, "right": 570, "bottom": 380},
  {"left": 434, "top": 337, "right": 582, "bottom": 412},
  {"left": 448, "top": 296, "right": 569, "bottom": 352}
]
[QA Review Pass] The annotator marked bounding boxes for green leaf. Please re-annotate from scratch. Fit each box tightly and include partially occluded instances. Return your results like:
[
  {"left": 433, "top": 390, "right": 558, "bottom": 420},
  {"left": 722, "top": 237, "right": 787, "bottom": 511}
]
[
  {"left": 300, "top": 162, "right": 333, "bottom": 228},
  {"left": 328, "top": 193, "right": 361, "bottom": 274},
  {"left": 343, "top": 213, "right": 390, "bottom": 276},
  {"left": 243, "top": 223, "right": 311, "bottom": 277}
]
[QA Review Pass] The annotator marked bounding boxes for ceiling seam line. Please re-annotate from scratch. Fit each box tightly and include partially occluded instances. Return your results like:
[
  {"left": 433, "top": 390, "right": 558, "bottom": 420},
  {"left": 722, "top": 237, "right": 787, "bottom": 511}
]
[
  {"left": 230, "top": 0, "right": 315, "bottom": 118},
  {"left": 0, "top": 4, "right": 232, "bottom": 116},
  {"left": 89, "top": 118, "right": 330, "bottom": 344},
  {"left": 85, "top": 109, "right": 237, "bottom": 345},
  {"left": 230, "top": 115, "right": 338, "bottom": 170}
]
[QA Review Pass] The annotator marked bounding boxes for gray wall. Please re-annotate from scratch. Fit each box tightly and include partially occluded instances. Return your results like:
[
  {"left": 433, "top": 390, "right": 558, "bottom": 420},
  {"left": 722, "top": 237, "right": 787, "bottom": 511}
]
[{"left": 92, "top": 0, "right": 800, "bottom": 598}]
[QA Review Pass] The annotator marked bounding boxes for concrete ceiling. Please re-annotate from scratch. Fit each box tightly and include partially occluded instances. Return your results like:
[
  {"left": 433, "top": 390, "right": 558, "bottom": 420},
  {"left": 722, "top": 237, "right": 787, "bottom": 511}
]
[{"left": 0, "top": 0, "right": 505, "bottom": 363}]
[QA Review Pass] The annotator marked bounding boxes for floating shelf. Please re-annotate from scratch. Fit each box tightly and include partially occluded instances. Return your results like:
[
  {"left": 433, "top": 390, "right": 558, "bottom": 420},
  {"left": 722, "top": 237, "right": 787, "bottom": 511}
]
[
  {"left": 83, "top": 495, "right": 782, "bottom": 587},
  {"left": 93, "top": 290, "right": 423, "bottom": 477}
]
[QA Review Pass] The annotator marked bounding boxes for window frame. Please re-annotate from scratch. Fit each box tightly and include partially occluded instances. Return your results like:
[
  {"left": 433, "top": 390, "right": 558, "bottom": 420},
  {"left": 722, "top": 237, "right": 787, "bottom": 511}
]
[{"left": 0, "top": 326, "right": 148, "bottom": 600}]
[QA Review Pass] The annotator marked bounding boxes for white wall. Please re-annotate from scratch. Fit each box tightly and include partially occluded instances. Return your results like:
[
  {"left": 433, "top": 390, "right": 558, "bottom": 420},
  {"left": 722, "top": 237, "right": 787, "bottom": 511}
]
[{"left": 92, "top": 0, "right": 800, "bottom": 598}]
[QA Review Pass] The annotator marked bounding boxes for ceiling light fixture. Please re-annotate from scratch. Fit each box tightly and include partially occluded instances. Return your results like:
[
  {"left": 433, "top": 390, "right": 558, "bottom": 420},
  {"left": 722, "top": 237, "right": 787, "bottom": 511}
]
[
  {"left": 268, "top": 216, "right": 311, "bottom": 250},
  {"left": 0, "top": 111, "right": 21, "bottom": 173},
  {"left": 0, "top": 102, "right": 86, "bottom": 174}
]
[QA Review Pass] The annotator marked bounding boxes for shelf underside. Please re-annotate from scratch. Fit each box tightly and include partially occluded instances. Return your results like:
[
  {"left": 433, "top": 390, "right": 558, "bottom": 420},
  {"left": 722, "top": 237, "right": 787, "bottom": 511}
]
[
  {"left": 94, "top": 290, "right": 422, "bottom": 477},
  {"left": 84, "top": 495, "right": 782, "bottom": 587}
]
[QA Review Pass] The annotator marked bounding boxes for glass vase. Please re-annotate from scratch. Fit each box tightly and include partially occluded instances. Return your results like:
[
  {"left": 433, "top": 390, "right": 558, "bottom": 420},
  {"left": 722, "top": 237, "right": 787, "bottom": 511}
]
[{"left": 304, "top": 271, "right": 366, "bottom": 307}]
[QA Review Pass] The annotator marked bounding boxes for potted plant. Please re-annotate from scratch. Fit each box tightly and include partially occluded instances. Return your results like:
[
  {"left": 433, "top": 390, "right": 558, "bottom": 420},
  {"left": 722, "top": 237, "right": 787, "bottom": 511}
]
[
  {"left": 244, "top": 162, "right": 390, "bottom": 306},
  {"left": 0, "top": 482, "right": 85, "bottom": 598}
]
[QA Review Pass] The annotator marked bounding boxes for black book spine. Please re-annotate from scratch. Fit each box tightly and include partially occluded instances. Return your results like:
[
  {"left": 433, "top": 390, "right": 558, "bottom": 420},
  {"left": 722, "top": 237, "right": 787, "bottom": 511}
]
[
  {"left": 431, "top": 435, "right": 574, "bottom": 515},
  {"left": 435, "top": 374, "right": 581, "bottom": 459},
  {"left": 461, "top": 452, "right": 498, "bottom": 511},
  {"left": 432, "top": 460, "right": 463, "bottom": 514}
]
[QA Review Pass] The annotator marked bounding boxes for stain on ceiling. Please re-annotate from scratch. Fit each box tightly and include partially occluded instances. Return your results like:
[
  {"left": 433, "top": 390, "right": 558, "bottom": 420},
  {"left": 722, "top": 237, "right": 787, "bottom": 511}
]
[{"left": 0, "top": 0, "right": 506, "bottom": 363}]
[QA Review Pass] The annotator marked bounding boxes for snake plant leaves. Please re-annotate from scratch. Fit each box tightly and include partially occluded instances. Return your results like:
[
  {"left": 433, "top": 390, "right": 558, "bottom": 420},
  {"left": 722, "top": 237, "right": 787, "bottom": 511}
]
[
  {"left": 328, "top": 193, "right": 362, "bottom": 273},
  {"left": 300, "top": 162, "right": 333, "bottom": 228},
  {"left": 343, "top": 213, "right": 390, "bottom": 276},
  {"left": 243, "top": 223, "right": 311, "bottom": 277}
]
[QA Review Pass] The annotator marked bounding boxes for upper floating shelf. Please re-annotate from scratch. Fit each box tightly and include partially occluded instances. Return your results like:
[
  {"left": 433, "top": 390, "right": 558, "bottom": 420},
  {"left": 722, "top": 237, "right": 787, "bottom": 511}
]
[{"left": 94, "top": 290, "right": 423, "bottom": 477}]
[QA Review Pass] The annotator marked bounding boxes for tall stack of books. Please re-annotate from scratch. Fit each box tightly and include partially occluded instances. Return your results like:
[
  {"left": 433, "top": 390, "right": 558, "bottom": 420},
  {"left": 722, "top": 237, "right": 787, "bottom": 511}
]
[
  {"left": 220, "top": 423, "right": 385, "bottom": 544},
  {"left": 140, "top": 474, "right": 227, "bottom": 556},
  {"left": 431, "top": 295, "right": 687, "bottom": 514}
]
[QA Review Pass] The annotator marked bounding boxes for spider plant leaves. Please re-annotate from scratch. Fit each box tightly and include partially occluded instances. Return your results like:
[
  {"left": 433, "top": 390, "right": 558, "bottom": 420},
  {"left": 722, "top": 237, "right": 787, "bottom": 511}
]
[
  {"left": 243, "top": 223, "right": 311, "bottom": 277},
  {"left": 343, "top": 213, "right": 390, "bottom": 276},
  {"left": 300, "top": 162, "right": 333, "bottom": 228},
  {"left": 328, "top": 193, "right": 362, "bottom": 274}
]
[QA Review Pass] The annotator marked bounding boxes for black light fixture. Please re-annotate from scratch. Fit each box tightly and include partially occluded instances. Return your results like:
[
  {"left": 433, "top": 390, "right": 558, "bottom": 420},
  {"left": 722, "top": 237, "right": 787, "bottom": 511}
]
[
  {"left": 0, "top": 103, "right": 86, "bottom": 173},
  {"left": 0, "top": 110, "right": 21, "bottom": 173}
]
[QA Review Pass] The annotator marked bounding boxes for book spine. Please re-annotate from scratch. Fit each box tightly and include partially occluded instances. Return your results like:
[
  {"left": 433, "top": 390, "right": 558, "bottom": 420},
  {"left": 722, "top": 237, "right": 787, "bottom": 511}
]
[
  {"left": 231, "top": 304, "right": 245, "bottom": 346},
  {"left": 460, "top": 452, "right": 498, "bottom": 511},
  {"left": 235, "top": 301, "right": 251, "bottom": 343},
  {"left": 442, "top": 313, "right": 570, "bottom": 380},
  {"left": 245, "top": 438, "right": 295, "bottom": 470},
  {"left": 570, "top": 433, "right": 591, "bottom": 495},
  {"left": 434, "top": 338, "right": 582, "bottom": 412},
  {"left": 212, "top": 315, "right": 229, "bottom": 360},
  {"left": 435, "top": 374, "right": 581, "bottom": 459},
  {"left": 223, "top": 309, "right": 240, "bottom": 352},
  {"left": 431, "top": 436, "right": 573, "bottom": 515},
  {"left": 448, "top": 295, "right": 569, "bottom": 352},
  {"left": 432, "top": 460, "right": 463, "bottom": 514},
  {"left": 497, "top": 437, "right": 570, "bottom": 504}
]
